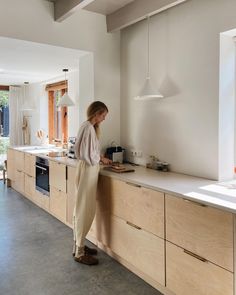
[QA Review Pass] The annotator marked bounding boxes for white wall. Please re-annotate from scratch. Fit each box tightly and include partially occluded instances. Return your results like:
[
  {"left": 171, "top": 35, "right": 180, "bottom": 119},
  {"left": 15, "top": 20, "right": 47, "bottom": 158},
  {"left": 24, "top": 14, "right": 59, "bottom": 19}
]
[
  {"left": 0, "top": 0, "right": 120, "bottom": 149},
  {"left": 120, "top": 0, "right": 236, "bottom": 180}
]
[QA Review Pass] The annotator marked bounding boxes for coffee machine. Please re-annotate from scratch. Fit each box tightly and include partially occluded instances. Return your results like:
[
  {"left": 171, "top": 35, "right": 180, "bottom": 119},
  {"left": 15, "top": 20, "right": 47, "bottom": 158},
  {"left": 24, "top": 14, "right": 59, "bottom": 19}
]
[{"left": 68, "top": 137, "right": 77, "bottom": 159}]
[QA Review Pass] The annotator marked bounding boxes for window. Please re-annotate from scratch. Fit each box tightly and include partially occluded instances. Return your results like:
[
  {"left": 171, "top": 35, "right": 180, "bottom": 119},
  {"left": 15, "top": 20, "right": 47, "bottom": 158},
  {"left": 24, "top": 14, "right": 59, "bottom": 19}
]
[{"left": 46, "top": 81, "right": 68, "bottom": 144}]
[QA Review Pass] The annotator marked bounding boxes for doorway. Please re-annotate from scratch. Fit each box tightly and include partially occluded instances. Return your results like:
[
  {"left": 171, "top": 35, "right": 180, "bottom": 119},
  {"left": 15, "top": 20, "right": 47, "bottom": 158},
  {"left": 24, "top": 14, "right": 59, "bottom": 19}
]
[{"left": 0, "top": 87, "right": 9, "bottom": 179}]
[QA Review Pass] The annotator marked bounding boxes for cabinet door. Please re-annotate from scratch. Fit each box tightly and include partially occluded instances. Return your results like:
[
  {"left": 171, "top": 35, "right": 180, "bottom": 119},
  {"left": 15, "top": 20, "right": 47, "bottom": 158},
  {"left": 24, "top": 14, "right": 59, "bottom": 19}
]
[
  {"left": 97, "top": 214, "right": 165, "bottom": 286},
  {"left": 166, "top": 242, "right": 233, "bottom": 295},
  {"left": 13, "top": 169, "right": 24, "bottom": 194},
  {"left": 50, "top": 186, "right": 67, "bottom": 222},
  {"left": 34, "top": 190, "right": 49, "bottom": 211},
  {"left": 166, "top": 194, "right": 233, "bottom": 272},
  {"left": 97, "top": 176, "right": 164, "bottom": 238},
  {"left": 24, "top": 174, "right": 35, "bottom": 200},
  {"left": 49, "top": 161, "right": 66, "bottom": 192},
  {"left": 24, "top": 154, "right": 35, "bottom": 177},
  {"left": 67, "top": 166, "right": 76, "bottom": 225},
  {"left": 7, "top": 148, "right": 16, "bottom": 181},
  {"left": 15, "top": 150, "right": 24, "bottom": 171}
]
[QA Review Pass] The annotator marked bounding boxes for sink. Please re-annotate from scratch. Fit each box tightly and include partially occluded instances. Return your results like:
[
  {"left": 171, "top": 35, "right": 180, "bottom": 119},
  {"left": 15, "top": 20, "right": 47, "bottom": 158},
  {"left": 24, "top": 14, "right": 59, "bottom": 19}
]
[{"left": 16, "top": 145, "right": 56, "bottom": 151}]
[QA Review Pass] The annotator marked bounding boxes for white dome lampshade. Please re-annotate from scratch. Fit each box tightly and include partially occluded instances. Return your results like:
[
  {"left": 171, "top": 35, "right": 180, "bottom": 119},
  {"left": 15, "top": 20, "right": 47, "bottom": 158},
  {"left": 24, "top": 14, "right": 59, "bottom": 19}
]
[
  {"left": 134, "top": 16, "right": 164, "bottom": 101},
  {"left": 57, "top": 69, "right": 75, "bottom": 107}
]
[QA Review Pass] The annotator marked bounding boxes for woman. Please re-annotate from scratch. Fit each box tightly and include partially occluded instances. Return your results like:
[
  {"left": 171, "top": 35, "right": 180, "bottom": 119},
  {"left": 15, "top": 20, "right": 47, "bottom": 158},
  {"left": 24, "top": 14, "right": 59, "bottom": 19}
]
[{"left": 73, "top": 101, "right": 112, "bottom": 265}]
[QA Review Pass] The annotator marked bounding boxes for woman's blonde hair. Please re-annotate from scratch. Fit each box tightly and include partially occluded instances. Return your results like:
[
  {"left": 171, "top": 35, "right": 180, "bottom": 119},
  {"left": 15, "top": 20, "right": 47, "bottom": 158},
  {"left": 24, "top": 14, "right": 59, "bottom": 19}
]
[{"left": 87, "top": 101, "right": 108, "bottom": 137}]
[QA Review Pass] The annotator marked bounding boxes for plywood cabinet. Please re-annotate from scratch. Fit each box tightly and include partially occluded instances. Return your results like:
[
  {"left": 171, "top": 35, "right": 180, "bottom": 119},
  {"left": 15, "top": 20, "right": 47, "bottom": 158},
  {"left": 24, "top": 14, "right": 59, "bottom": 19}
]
[
  {"left": 7, "top": 148, "right": 15, "bottom": 181},
  {"left": 165, "top": 194, "right": 234, "bottom": 295},
  {"left": 24, "top": 154, "right": 35, "bottom": 178},
  {"left": 34, "top": 190, "right": 50, "bottom": 211},
  {"left": 15, "top": 150, "right": 24, "bottom": 172},
  {"left": 166, "top": 194, "right": 233, "bottom": 272},
  {"left": 99, "top": 213, "right": 165, "bottom": 285},
  {"left": 50, "top": 186, "right": 67, "bottom": 222},
  {"left": 166, "top": 241, "right": 233, "bottom": 295},
  {"left": 14, "top": 169, "right": 25, "bottom": 194},
  {"left": 67, "top": 166, "right": 76, "bottom": 225},
  {"left": 96, "top": 175, "right": 165, "bottom": 287},
  {"left": 24, "top": 174, "right": 35, "bottom": 200},
  {"left": 8, "top": 149, "right": 25, "bottom": 194},
  {"left": 49, "top": 161, "right": 67, "bottom": 222},
  {"left": 97, "top": 175, "right": 164, "bottom": 238},
  {"left": 49, "top": 161, "right": 67, "bottom": 193}
]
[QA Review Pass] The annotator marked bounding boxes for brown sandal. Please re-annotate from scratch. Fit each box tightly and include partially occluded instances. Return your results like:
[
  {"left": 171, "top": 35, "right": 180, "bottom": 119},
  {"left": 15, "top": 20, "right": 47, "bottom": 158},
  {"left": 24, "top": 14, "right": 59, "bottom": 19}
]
[
  {"left": 84, "top": 245, "right": 98, "bottom": 255},
  {"left": 74, "top": 254, "right": 99, "bottom": 265},
  {"left": 72, "top": 245, "right": 97, "bottom": 256}
]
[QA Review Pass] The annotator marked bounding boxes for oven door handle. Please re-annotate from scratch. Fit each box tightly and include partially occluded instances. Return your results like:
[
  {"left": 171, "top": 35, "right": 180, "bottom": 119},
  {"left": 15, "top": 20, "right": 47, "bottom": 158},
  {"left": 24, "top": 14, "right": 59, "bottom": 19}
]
[{"left": 36, "top": 165, "right": 47, "bottom": 171}]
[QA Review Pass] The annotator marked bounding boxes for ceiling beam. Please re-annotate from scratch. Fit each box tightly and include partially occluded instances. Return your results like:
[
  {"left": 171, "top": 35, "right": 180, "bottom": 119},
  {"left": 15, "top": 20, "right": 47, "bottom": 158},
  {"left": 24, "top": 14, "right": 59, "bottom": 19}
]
[
  {"left": 106, "top": 0, "right": 188, "bottom": 32},
  {"left": 54, "top": 0, "right": 96, "bottom": 22}
]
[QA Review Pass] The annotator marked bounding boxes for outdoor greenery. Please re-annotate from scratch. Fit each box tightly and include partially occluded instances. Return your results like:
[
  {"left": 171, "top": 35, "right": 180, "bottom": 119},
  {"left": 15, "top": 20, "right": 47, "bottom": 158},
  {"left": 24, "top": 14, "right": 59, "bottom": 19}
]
[
  {"left": 0, "top": 90, "right": 9, "bottom": 107},
  {"left": 0, "top": 137, "right": 9, "bottom": 155}
]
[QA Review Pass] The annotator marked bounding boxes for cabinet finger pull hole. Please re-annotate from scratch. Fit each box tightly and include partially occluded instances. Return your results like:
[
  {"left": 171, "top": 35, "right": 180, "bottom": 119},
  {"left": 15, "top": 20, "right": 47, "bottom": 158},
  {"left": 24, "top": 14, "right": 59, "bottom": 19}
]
[
  {"left": 126, "top": 182, "right": 141, "bottom": 188},
  {"left": 126, "top": 221, "right": 142, "bottom": 230},
  {"left": 183, "top": 249, "right": 207, "bottom": 262},
  {"left": 183, "top": 198, "right": 207, "bottom": 207}
]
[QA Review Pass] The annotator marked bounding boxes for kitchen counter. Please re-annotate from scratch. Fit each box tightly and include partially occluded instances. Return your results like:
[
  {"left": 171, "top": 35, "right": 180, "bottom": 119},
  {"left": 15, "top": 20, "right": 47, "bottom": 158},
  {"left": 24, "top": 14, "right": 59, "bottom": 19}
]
[{"left": 9, "top": 146, "right": 236, "bottom": 214}]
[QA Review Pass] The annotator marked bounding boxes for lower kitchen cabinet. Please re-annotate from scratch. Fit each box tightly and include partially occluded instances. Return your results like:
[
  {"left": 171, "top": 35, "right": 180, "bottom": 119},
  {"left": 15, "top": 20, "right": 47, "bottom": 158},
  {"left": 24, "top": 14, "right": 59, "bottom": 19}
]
[
  {"left": 12, "top": 169, "right": 25, "bottom": 195},
  {"left": 34, "top": 190, "right": 50, "bottom": 211},
  {"left": 98, "top": 176, "right": 164, "bottom": 238},
  {"left": 166, "top": 194, "right": 233, "bottom": 272},
  {"left": 67, "top": 166, "right": 76, "bottom": 225},
  {"left": 166, "top": 241, "right": 233, "bottom": 295},
  {"left": 7, "top": 148, "right": 15, "bottom": 181},
  {"left": 24, "top": 174, "right": 35, "bottom": 200},
  {"left": 24, "top": 154, "right": 35, "bottom": 178},
  {"left": 50, "top": 186, "right": 67, "bottom": 223},
  {"left": 98, "top": 213, "right": 165, "bottom": 285},
  {"left": 49, "top": 161, "right": 67, "bottom": 193},
  {"left": 95, "top": 175, "right": 166, "bottom": 287}
]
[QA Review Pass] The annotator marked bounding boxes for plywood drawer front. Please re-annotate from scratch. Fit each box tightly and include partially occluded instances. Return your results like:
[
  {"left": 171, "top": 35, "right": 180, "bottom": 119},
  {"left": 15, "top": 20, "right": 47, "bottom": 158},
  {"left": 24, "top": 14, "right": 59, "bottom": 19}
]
[
  {"left": 166, "top": 242, "right": 233, "bottom": 295},
  {"left": 50, "top": 187, "right": 67, "bottom": 222},
  {"left": 97, "top": 175, "right": 114, "bottom": 213},
  {"left": 24, "top": 154, "right": 35, "bottom": 177},
  {"left": 49, "top": 161, "right": 66, "bottom": 192},
  {"left": 102, "top": 214, "right": 165, "bottom": 286},
  {"left": 34, "top": 190, "right": 49, "bottom": 211},
  {"left": 7, "top": 149, "right": 15, "bottom": 180},
  {"left": 24, "top": 174, "right": 35, "bottom": 200},
  {"left": 166, "top": 194, "right": 233, "bottom": 271},
  {"left": 15, "top": 151, "right": 24, "bottom": 171},
  {"left": 14, "top": 170, "right": 24, "bottom": 194},
  {"left": 102, "top": 176, "right": 164, "bottom": 238},
  {"left": 67, "top": 166, "right": 76, "bottom": 225}
]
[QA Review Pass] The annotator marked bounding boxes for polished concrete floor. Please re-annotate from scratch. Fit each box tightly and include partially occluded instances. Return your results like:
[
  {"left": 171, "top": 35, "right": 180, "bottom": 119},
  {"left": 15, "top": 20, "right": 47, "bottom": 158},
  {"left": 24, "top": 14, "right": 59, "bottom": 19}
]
[{"left": 0, "top": 181, "right": 163, "bottom": 295}]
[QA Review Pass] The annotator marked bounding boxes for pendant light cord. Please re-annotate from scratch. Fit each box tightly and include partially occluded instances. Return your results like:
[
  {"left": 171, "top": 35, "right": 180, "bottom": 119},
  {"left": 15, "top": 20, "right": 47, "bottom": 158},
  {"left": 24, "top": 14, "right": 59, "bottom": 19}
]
[
  {"left": 147, "top": 16, "right": 150, "bottom": 80},
  {"left": 63, "top": 69, "right": 68, "bottom": 93}
]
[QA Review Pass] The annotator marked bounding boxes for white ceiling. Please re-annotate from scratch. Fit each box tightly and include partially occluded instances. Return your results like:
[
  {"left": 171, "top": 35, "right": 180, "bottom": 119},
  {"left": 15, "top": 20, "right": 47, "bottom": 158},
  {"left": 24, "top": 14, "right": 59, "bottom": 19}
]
[{"left": 0, "top": 37, "right": 88, "bottom": 86}]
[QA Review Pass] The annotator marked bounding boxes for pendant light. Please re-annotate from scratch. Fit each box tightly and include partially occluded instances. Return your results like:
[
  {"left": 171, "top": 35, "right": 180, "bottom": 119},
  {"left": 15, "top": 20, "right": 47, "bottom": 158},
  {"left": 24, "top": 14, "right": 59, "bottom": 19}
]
[
  {"left": 134, "top": 16, "right": 163, "bottom": 101},
  {"left": 57, "top": 69, "right": 75, "bottom": 106}
]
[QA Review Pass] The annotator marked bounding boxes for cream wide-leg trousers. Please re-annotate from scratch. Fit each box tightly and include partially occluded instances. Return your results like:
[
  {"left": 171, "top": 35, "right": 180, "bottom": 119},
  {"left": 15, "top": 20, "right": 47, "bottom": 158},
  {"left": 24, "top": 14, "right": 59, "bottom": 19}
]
[{"left": 73, "top": 160, "right": 100, "bottom": 257}]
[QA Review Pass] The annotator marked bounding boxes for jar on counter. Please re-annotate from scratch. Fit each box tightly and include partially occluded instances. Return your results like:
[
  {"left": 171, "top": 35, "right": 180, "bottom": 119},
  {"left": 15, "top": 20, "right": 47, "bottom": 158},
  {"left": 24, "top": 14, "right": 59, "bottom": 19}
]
[{"left": 162, "top": 162, "right": 169, "bottom": 172}]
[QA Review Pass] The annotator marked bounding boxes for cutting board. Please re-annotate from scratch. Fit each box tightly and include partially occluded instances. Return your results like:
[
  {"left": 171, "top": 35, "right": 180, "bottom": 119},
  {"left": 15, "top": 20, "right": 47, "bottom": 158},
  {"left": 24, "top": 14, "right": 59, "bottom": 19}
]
[{"left": 103, "top": 166, "right": 135, "bottom": 173}]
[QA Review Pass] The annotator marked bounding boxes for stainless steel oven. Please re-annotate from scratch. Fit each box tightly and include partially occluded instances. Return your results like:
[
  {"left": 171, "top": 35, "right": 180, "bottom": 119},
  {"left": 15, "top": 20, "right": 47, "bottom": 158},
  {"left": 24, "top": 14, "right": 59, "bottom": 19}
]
[{"left": 35, "top": 156, "right": 50, "bottom": 196}]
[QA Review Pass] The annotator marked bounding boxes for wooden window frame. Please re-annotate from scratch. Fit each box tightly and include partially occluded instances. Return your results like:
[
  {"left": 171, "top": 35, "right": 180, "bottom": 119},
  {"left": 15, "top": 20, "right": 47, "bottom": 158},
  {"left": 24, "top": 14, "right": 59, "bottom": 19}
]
[{"left": 47, "top": 81, "right": 68, "bottom": 144}]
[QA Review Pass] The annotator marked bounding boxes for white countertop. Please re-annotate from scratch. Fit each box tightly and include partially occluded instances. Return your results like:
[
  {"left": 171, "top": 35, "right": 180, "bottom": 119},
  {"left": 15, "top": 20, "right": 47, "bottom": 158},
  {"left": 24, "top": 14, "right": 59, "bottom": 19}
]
[{"left": 10, "top": 146, "right": 236, "bottom": 214}]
